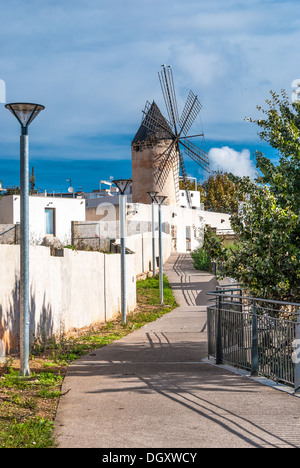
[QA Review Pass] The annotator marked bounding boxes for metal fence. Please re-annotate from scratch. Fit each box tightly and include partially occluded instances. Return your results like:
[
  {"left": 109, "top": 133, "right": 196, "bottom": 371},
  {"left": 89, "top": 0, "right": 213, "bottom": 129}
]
[
  {"left": 207, "top": 285, "right": 300, "bottom": 393},
  {"left": 71, "top": 221, "right": 114, "bottom": 252}
]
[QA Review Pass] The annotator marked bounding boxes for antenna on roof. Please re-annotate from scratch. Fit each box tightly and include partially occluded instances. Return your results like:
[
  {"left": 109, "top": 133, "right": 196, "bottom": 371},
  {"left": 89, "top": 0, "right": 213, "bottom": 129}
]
[
  {"left": 68, "top": 186, "right": 75, "bottom": 198},
  {"left": 30, "top": 167, "right": 35, "bottom": 192}
]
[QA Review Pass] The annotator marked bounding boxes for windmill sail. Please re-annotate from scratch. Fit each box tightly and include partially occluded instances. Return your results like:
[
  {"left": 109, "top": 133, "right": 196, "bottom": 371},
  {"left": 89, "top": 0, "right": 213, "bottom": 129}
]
[
  {"left": 179, "top": 90, "right": 202, "bottom": 137},
  {"left": 141, "top": 65, "right": 209, "bottom": 208},
  {"left": 158, "top": 65, "right": 179, "bottom": 131}
]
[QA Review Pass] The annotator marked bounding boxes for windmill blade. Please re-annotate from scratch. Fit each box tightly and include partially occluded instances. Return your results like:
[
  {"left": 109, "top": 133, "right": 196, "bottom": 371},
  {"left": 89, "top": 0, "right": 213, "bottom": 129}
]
[
  {"left": 178, "top": 151, "right": 192, "bottom": 208},
  {"left": 142, "top": 101, "right": 174, "bottom": 139},
  {"left": 158, "top": 65, "right": 180, "bottom": 132},
  {"left": 180, "top": 138, "right": 210, "bottom": 172},
  {"left": 179, "top": 90, "right": 202, "bottom": 137},
  {"left": 171, "top": 150, "right": 180, "bottom": 205},
  {"left": 154, "top": 141, "right": 177, "bottom": 189}
]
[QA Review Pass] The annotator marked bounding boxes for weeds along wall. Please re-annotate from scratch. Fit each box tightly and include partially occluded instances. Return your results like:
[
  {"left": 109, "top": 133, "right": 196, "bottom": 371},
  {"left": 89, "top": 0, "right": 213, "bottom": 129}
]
[{"left": 0, "top": 245, "right": 136, "bottom": 356}]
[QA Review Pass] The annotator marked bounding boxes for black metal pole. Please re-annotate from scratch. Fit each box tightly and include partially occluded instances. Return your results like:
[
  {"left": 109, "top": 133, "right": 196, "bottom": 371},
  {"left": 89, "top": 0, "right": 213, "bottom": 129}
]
[{"left": 216, "top": 294, "right": 223, "bottom": 365}]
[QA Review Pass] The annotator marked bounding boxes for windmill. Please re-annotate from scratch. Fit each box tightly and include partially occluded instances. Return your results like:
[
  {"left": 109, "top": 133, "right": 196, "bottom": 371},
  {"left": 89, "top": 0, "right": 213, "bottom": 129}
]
[{"left": 141, "top": 65, "right": 210, "bottom": 207}]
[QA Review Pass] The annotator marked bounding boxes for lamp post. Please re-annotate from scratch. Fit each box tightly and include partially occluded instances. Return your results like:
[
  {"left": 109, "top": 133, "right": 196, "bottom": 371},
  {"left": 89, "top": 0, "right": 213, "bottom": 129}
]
[
  {"left": 147, "top": 191, "right": 158, "bottom": 278},
  {"left": 154, "top": 195, "right": 167, "bottom": 304},
  {"left": 5, "top": 103, "right": 45, "bottom": 377},
  {"left": 112, "top": 179, "right": 132, "bottom": 324}
]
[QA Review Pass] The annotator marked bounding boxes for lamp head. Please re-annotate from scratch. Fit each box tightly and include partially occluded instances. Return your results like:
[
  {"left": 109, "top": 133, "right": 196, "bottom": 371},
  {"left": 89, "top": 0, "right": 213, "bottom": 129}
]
[
  {"left": 147, "top": 191, "right": 159, "bottom": 201},
  {"left": 5, "top": 103, "right": 45, "bottom": 133},
  {"left": 154, "top": 195, "right": 168, "bottom": 206},
  {"left": 112, "top": 179, "right": 132, "bottom": 195}
]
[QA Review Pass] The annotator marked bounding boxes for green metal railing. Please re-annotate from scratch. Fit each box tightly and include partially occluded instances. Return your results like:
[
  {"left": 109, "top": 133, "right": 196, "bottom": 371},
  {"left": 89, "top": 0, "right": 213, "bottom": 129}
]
[{"left": 207, "top": 286, "right": 300, "bottom": 393}]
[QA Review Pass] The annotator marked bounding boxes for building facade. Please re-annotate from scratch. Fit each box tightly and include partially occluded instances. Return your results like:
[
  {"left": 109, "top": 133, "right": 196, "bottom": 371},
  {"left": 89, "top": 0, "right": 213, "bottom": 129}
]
[{"left": 0, "top": 195, "right": 86, "bottom": 245}]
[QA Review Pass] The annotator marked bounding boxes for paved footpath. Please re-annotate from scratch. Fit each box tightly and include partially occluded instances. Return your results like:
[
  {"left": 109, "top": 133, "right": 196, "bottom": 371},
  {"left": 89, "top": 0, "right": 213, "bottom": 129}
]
[{"left": 55, "top": 254, "right": 300, "bottom": 448}]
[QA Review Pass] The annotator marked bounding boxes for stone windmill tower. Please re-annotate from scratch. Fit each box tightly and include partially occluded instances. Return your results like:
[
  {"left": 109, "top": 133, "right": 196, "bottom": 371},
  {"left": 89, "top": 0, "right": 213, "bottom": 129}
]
[
  {"left": 131, "top": 101, "right": 179, "bottom": 205},
  {"left": 131, "top": 65, "right": 209, "bottom": 207}
]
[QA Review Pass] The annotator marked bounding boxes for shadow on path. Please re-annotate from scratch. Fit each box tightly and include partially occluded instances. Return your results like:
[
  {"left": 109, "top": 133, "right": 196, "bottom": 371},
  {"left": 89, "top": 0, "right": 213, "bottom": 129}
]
[{"left": 55, "top": 253, "right": 300, "bottom": 449}]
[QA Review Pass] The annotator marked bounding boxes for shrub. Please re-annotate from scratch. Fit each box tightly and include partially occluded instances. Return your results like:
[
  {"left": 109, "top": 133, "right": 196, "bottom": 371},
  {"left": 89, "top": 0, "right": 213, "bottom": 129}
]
[{"left": 191, "top": 247, "right": 211, "bottom": 271}]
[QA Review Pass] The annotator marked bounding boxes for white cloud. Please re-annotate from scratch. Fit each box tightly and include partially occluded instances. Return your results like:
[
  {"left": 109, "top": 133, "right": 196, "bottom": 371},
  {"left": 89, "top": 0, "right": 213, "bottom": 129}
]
[
  {"left": 0, "top": 0, "right": 299, "bottom": 160},
  {"left": 208, "top": 146, "right": 257, "bottom": 179}
]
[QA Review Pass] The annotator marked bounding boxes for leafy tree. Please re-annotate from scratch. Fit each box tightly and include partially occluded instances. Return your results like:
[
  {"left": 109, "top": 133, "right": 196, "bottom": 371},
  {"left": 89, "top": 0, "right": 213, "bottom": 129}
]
[
  {"left": 222, "top": 180, "right": 299, "bottom": 301},
  {"left": 248, "top": 89, "right": 300, "bottom": 241},
  {"left": 179, "top": 178, "right": 197, "bottom": 191},
  {"left": 0, "top": 186, "right": 20, "bottom": 197},
  {"left": 179, "top": 171, "right": 242, "bottom": 213},
  {"left": 200, "top": 171, "right": 241, "bottom": 213}
]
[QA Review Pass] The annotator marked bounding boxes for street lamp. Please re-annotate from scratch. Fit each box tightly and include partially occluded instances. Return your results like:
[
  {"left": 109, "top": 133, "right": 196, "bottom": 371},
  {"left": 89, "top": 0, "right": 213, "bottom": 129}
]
[
  {"left": 5, "top": 103, "right": 45, "bottom": 377},
  {"left": 154, "top": 195, "right": 168, "bottom": 304},
  {"left": 112, "top": 179, "right": 132, "bottom": 324},
  {"left": 147, "top": 191, "right": 158, "bottom": 278}
]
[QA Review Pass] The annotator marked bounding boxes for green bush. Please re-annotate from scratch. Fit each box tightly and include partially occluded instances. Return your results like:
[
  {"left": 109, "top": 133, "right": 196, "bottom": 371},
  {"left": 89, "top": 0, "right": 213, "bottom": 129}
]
[{"left": 191, "top": 247, "right": 211, "bottom": 271}]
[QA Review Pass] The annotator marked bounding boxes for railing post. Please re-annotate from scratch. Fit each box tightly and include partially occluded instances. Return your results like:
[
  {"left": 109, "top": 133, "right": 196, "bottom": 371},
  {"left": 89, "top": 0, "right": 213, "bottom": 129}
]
[
  {"left": 216, "top": 294, "right": 223, "bottom": 365},
  {"left": 295, "top": 310, "right": 300, "bottom": 394},
  {"left": 251, "top": 300, "right": 259, "bottom": 377}
]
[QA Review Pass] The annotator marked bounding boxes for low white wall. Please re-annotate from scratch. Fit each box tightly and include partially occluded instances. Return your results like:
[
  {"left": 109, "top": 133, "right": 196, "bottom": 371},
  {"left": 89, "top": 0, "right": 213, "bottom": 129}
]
[
  {"left": 0, "top": 245, "right": 136, "bottom": 356},
  {"left": 198, "top": 210, "right": 232, "bottom": 233},
  {"left": 124, "top": 231, "right": 171, "bottom": 277}
]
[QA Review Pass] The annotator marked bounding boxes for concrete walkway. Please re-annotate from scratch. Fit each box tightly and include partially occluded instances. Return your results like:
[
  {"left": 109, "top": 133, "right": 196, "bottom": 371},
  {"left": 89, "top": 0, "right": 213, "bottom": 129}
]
[{"left": 55, "top": 254, "right": 300, "bottom": 448}]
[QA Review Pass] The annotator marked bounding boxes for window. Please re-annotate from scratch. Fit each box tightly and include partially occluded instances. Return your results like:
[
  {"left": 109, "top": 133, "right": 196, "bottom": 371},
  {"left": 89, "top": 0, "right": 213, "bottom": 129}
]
[{"left": 45, "top": 208, "right": 55, "bottom": 235}]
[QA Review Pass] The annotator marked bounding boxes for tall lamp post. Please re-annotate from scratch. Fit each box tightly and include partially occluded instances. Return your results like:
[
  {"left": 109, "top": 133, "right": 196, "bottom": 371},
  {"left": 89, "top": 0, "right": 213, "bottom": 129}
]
[
  {"left": 5, "top": 103, "right": 45, "bottom": 376},
  {"left": 147, "top": 191, "right": 158, "bottom": 278},
  {"left": 113, "top": 179, "right": 132, "bottom": 324},
  {"left": 154, "top": 195, "right": 167, "bottom": 304}
]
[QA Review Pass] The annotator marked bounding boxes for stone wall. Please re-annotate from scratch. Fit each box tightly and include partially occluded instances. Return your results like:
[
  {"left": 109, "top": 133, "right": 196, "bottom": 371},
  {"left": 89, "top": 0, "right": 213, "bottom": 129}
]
[{"left": 131, "top": 138, "right": 179, "bottom": 206}]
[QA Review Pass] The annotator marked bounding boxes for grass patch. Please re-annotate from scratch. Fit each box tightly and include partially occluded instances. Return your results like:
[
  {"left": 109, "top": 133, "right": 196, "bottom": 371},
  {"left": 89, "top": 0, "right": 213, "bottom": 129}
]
[
  {"left": 0, "top": 274, "right": 177, "bottom": 448},
  {"left": 191, "top": 247, "right": 211, "bottom": 271},
  {"left": 0, "top": 418, "right": 55, "bottom": 448}
]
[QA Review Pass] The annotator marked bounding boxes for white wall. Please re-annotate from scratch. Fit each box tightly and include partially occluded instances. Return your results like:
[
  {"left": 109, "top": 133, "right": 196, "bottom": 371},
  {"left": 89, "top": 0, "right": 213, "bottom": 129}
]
[
  {"left": 83, "top": 201, "right": 232, "bottom": 275},
  {"left": 0, "top": 195, "right": 86, "bottom": 244},
  {"left": 179, "top": 190, "right": 201, "bottom": 209},
  {"left": 197, "top": 210, "right": 232, "bottom": 234},
  {"left": 0, "top": 245, "right": 136, "bottom": 356}
]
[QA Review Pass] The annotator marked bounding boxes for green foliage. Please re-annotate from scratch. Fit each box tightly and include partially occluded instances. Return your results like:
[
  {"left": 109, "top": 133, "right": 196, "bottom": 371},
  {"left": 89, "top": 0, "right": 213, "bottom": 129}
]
[
  {"left": 203, "top": 226, "right": 227, "bottom": 260},
  {"left": 201, "top": 171, "right": 242, "bottom": 213},
  {"left": 136, "top": 275, "right": 178, "bottom": 307},
  {"left": 0, "top": 418, "right": 55, "bottom": 448},
  {"left": 0, "top": 186, "right": 20, "bottom": 197},
  {"left": 248, "top": 89, "right": 300, "bottom": 215},
  {"left": 223, "top": 181, "right": 299, "bottom": 300},
  {"left": 191, "top": 247, "right": 211, "bottom": 271},
  {"left": 191, "top": 227, "right": 230, "bottom": 272},
  {"left": 204, "top": 90, "right": 300, "bottom": 302},
  {"left": 179, "top": 171, "right": 242, "bottom": 213}
]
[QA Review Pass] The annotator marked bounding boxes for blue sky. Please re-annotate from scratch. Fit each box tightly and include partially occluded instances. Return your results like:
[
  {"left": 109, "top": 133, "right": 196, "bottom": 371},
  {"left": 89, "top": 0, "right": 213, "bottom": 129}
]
[{"left": 0, "top": 0, "right": 299, "bottom": 191}]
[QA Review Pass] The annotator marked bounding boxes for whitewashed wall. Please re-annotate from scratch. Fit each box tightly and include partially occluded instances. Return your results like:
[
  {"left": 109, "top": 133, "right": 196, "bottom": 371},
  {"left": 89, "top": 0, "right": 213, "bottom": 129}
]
[
  {"left": 82, "top": 201, "right": 232, "bottom": 275},
  {"left": 0, "top": 245, "right": 136, "bottom": 356}
]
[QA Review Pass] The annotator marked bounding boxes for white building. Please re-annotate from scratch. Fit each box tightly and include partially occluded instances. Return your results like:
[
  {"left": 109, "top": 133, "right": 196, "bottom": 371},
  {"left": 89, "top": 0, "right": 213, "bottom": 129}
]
[
  {"left": 83, "top": 184, "right": 132, "bottom": 209},
  {"left": 179, "top": 189, "right": 202, "bottom": 209},
  {"left": 78, "top": 198, "right": 232, "bottom": 275},
  {"left": 0, "top": 194, "right": 86, "bottom": 244}
]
